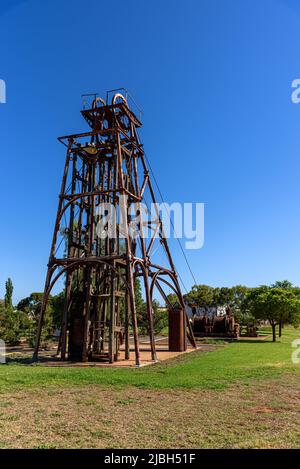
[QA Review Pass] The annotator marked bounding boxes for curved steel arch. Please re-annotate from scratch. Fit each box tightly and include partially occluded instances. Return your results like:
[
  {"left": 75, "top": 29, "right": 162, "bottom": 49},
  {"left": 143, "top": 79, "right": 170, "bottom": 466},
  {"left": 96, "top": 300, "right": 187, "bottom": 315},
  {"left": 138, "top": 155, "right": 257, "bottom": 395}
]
[
  {"left": 149, "top": 269, "right": 184, "bottom": 308},
  {"left": 46, "top": 258, "right": 130, "bottom": 298}
]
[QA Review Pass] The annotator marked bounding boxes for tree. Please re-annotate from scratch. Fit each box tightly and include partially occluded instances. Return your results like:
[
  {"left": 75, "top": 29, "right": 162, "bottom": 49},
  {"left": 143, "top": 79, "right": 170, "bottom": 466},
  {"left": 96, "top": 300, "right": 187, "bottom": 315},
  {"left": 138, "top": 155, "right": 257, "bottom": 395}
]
[
  {"left": 50, "top": 292, "right": 65, "bottom": 330},
  {"left": 216, "top": 287, "right": 234, "bottom": 308},
  {"left": 184, "top": 284, "right": 214, "bottom": 311},
  {"left": 230, "top": 285, "right": 253, "bottom": 332},
  {"left": 271, "top": 280, "right": 293, "bottom": 290},
  {"left": 136, "top": 299, "right": 167, "bottom": 335},
  {"left": 0, "top": 278, "right": 31, "bottom": 345},
  {"left": 270, "top": 281, "right": 296, "bottom": 336},
  {"left": 231, "top": 285, "right": 249, "bottom": 310},
  {"left": 17, "top": 292, "right": 54, "bottom": 347},
  {"left": 166, "top": 293, "right": 181, "bottom": 308},
  {"left": 134, "top": 279, "right": 168, "bottom": 335},
  {"left": 0, "top": 288, "right": 29, "bottom": 345},
  {"left": 272, "top": 288, "right": 300, "bottom": 339},
  {"left": 0, "top": 309, "right": 30, "bottom": 345},
  {"left": 4, "top": 278, "right": 13, "bottom": 310},
  {"left": 244, "top": 286, "right": 300, "bottom": 341},
  {"left": 133, "top": 278, "right": 147, "bottom": 334},
  {"left": 134, "top": 279, "right": 144, "bottom": 312}
]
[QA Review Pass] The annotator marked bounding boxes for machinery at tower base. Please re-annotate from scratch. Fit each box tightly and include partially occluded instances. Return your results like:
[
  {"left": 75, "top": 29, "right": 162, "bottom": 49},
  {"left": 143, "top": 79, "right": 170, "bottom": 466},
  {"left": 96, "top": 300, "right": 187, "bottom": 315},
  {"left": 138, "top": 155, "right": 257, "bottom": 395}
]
[
  {"left": 191, "top": 307, "right": 239, "bottom": 339},
  {"left": 33, "top": 89, "right": 196, "bottom": 365}
]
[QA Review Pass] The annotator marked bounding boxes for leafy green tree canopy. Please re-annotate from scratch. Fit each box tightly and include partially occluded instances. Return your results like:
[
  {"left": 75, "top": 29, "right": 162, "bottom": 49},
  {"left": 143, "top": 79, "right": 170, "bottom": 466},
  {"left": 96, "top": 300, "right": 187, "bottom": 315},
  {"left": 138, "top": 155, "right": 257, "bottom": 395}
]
[
  {"left": 244, "top": 286, "right": 300, "bottom": 341},
  {"left": 4, "top": 278, "right": 13, "bottom": 310}
]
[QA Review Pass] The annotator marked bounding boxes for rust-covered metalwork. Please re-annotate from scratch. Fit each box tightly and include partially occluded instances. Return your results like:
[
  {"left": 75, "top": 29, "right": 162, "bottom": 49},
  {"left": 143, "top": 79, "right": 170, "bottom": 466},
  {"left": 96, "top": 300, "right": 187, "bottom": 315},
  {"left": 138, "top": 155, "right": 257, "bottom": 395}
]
[
  {"left": 33, "top": 89, "right": 196, "bottom": 365},
  {"left": 192, "top": 307, "right": 239, "bottom": 338},
  {"left": 168, "top": 307, "right": 186, "bottom": 351}
]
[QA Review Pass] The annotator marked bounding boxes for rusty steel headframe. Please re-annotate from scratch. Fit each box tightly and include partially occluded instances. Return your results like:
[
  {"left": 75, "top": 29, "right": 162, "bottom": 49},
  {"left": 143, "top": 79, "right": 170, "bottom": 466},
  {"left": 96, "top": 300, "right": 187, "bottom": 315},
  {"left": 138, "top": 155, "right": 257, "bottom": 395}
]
[{"left": 33, "top": 90, "right": 196, "bottom": 365}]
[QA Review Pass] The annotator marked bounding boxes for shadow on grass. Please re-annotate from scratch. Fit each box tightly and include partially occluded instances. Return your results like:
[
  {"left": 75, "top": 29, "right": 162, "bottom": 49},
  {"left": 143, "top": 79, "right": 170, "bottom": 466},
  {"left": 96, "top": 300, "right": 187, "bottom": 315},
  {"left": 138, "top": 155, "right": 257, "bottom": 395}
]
[
  {"left": 5, "top": 355, "right": 60, "bottom": 366},
  {"left": 238, "top": 339, "right": 275, "bottom": 344}
]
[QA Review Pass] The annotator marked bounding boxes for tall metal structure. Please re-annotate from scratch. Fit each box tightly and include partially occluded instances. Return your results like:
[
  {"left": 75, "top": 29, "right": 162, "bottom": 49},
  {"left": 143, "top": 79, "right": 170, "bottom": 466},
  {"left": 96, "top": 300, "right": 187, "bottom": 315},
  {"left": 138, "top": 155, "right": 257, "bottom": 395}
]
[{"left": 33, "top": 89, "right": 196, "bottom": 365}]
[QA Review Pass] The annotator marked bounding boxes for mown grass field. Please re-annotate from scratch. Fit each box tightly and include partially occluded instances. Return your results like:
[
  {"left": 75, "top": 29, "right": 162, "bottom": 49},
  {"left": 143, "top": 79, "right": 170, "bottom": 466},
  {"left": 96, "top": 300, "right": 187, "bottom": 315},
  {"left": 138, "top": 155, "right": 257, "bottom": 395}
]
[{"left": 0, "top": 327, "right": 299, "bottom": 448}]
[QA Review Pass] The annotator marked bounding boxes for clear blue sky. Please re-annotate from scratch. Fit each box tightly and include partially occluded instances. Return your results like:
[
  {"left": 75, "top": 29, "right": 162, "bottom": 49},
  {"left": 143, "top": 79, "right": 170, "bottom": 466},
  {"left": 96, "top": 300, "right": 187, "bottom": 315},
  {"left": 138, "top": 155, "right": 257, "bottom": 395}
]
[{"left": 0, "top": 0, "right": 300, "bottom": 303}]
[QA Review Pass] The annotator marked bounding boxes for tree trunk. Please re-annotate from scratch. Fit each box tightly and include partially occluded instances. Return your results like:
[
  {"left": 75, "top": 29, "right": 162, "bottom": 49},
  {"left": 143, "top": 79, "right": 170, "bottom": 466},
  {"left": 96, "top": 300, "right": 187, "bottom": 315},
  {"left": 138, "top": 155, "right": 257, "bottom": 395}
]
[
  {"left": 279, "top": 321, "right": 282, "bottom": 337},
  {"left": 271, "top": 323, "right": 276, "bottom": 342}
]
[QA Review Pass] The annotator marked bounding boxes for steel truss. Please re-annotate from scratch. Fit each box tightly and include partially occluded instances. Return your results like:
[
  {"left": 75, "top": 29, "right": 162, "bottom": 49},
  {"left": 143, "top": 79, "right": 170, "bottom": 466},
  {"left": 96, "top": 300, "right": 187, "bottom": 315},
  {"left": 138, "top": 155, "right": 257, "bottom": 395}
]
[{"left": 33, "top": 91, "right": 196, "bottom": 365}]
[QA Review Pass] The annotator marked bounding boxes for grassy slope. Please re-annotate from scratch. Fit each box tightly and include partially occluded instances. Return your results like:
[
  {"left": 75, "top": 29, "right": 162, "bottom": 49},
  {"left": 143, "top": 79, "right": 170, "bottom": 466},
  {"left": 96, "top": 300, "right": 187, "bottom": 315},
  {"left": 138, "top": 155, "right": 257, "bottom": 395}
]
[{"left": 0, "top": 327, "right": 299, "bottom": 391}]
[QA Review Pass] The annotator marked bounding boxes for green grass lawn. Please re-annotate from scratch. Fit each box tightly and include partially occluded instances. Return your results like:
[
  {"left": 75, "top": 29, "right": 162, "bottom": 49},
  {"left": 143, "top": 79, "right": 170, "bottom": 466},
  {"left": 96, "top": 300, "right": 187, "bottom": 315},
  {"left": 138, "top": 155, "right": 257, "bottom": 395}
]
[
  {"left": 1, "top": 327, "right": 300, "bottom": 448},
  {"left": 1, "top": 327, "right": 299, "bottom": 391}
]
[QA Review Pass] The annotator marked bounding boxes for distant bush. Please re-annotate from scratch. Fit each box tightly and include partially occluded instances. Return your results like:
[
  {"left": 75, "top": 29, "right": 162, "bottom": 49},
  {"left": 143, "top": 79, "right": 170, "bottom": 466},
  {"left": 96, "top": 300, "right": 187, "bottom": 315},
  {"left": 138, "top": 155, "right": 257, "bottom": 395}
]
[
  {"left": 0, "top": 309, "right": 30, "bottom": 345},
  {"left": 137, "top": 302, "right": 168, "bottom": 336}
]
